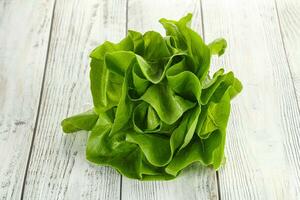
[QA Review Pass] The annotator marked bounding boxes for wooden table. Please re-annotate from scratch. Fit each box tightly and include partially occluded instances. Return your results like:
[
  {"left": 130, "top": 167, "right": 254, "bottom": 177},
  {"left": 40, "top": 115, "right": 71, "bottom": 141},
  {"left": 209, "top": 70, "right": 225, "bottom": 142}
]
[{"left": 1, "top": 0, "right": 300, "bottom": 199}]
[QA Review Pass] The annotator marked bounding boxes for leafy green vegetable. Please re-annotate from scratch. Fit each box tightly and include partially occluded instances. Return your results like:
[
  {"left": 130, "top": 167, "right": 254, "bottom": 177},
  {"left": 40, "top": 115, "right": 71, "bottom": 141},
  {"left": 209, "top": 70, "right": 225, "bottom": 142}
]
[{"left": 61, "top": 13, "right": 242, "bottom": 180}]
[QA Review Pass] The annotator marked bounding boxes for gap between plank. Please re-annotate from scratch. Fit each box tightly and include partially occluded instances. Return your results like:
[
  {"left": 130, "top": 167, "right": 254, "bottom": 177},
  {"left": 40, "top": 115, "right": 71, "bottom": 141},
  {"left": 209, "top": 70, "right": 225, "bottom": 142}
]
[
  {"left": 119, "top": 0, "right": 129, "bottom": 199},
  {"left": 199, "top": 0, "right": 221, "bottom": 199},
  {"left": 216, "top": 171, "right": 221, "bottom": 200},
  {"left": 119, "top": 175, "right": 123, "bottom": 200},
  {"left": 274, "top": 0, "right": 300, "bottom": 114},
  {"left": 199, "top": 0, "right": 205, "bottom": 41},
  {"left": 125, "top": 0, "right": 129, "bottom": 37},
  {"left": 20, "top": 0, "right": 57, "bottom": 199}
]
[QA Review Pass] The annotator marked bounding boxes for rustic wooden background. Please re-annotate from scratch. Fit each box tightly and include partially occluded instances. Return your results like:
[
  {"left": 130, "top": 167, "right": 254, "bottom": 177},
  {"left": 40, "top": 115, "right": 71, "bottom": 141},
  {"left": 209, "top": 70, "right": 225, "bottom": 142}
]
[{"left": 1, "top": 0, "right": 300, "bottom": 199}]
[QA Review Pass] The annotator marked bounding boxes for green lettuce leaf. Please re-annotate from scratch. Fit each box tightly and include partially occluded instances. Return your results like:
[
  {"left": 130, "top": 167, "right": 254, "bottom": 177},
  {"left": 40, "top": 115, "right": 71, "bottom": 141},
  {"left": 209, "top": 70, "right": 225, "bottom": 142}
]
[{"left": 61, "top": 13, "right": 242, "bottom": 180}]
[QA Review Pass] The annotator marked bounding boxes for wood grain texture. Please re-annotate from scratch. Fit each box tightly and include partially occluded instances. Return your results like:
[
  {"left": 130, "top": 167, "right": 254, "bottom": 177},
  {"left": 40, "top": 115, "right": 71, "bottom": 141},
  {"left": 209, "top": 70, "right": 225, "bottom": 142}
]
[
  {"left": 122, "top": 164, "right": 218, "bottom": 200},
  {"left": 122, "top": 1, "right": 218, "bottom": 200},
  {"left": 21, "top": 0, "right": 127, "bottom": 199},
  {"left": 202, "top": 0, "right": 300, "bottom": 199},
  {"left": 0, "top": 0, "right": 55, "bottom": 199},
  {"left": 275, "top": 0, "right": 300, "bottom": 101}
]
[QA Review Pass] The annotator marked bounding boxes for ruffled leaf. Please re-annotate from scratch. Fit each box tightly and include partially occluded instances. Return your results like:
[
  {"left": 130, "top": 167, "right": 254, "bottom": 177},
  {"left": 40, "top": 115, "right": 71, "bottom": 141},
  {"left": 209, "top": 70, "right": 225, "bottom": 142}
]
[{"left": 61, "top": 13, "right": 242, "bottom": 181}]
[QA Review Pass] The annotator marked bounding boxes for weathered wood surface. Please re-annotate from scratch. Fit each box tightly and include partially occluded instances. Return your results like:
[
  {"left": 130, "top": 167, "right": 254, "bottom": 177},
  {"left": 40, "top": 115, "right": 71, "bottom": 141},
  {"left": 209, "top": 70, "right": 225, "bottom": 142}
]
[
  {"left": 21, "top": 0, "right": 126, "bottom": 199},
  {"left": 0, "top": 0, "right": 55, "bottom": 199},
  {"left": 202, "top": 0, "right": 300, "bottom": 199},
  {"left": 1, "top": 0, "right": 300, "bottom": 199},
  {"left": 275, "top": 0, "right": 300, "bottom": 101}
]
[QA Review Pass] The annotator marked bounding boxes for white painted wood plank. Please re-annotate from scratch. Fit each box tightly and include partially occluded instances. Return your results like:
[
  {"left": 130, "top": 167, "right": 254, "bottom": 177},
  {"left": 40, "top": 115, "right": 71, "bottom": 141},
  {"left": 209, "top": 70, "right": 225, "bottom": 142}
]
[
  {"left": 122, "top": 1, "right": 218, "bottom": 200},
  {"left": 275, "top": 0, "right": 300, "bottom": 103},
  {"left": 22, "top": 0, "right": 127, "bottom": 199},
  {"left": 122, "top": 163, "right": 218, "bottom": 200},
  {"left": 202, "top": 0, "right": 300, "bottom": 199},
  {"left": 0, "top": 0, "right": 55, "bottom": 199}
]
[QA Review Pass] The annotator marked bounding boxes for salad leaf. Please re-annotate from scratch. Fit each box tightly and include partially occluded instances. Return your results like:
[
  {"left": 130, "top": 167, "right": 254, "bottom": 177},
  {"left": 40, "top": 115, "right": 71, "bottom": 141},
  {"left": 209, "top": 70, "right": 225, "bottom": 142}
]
[{"left": 61, "top": 13, "right": 242, "bottom": 180}]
